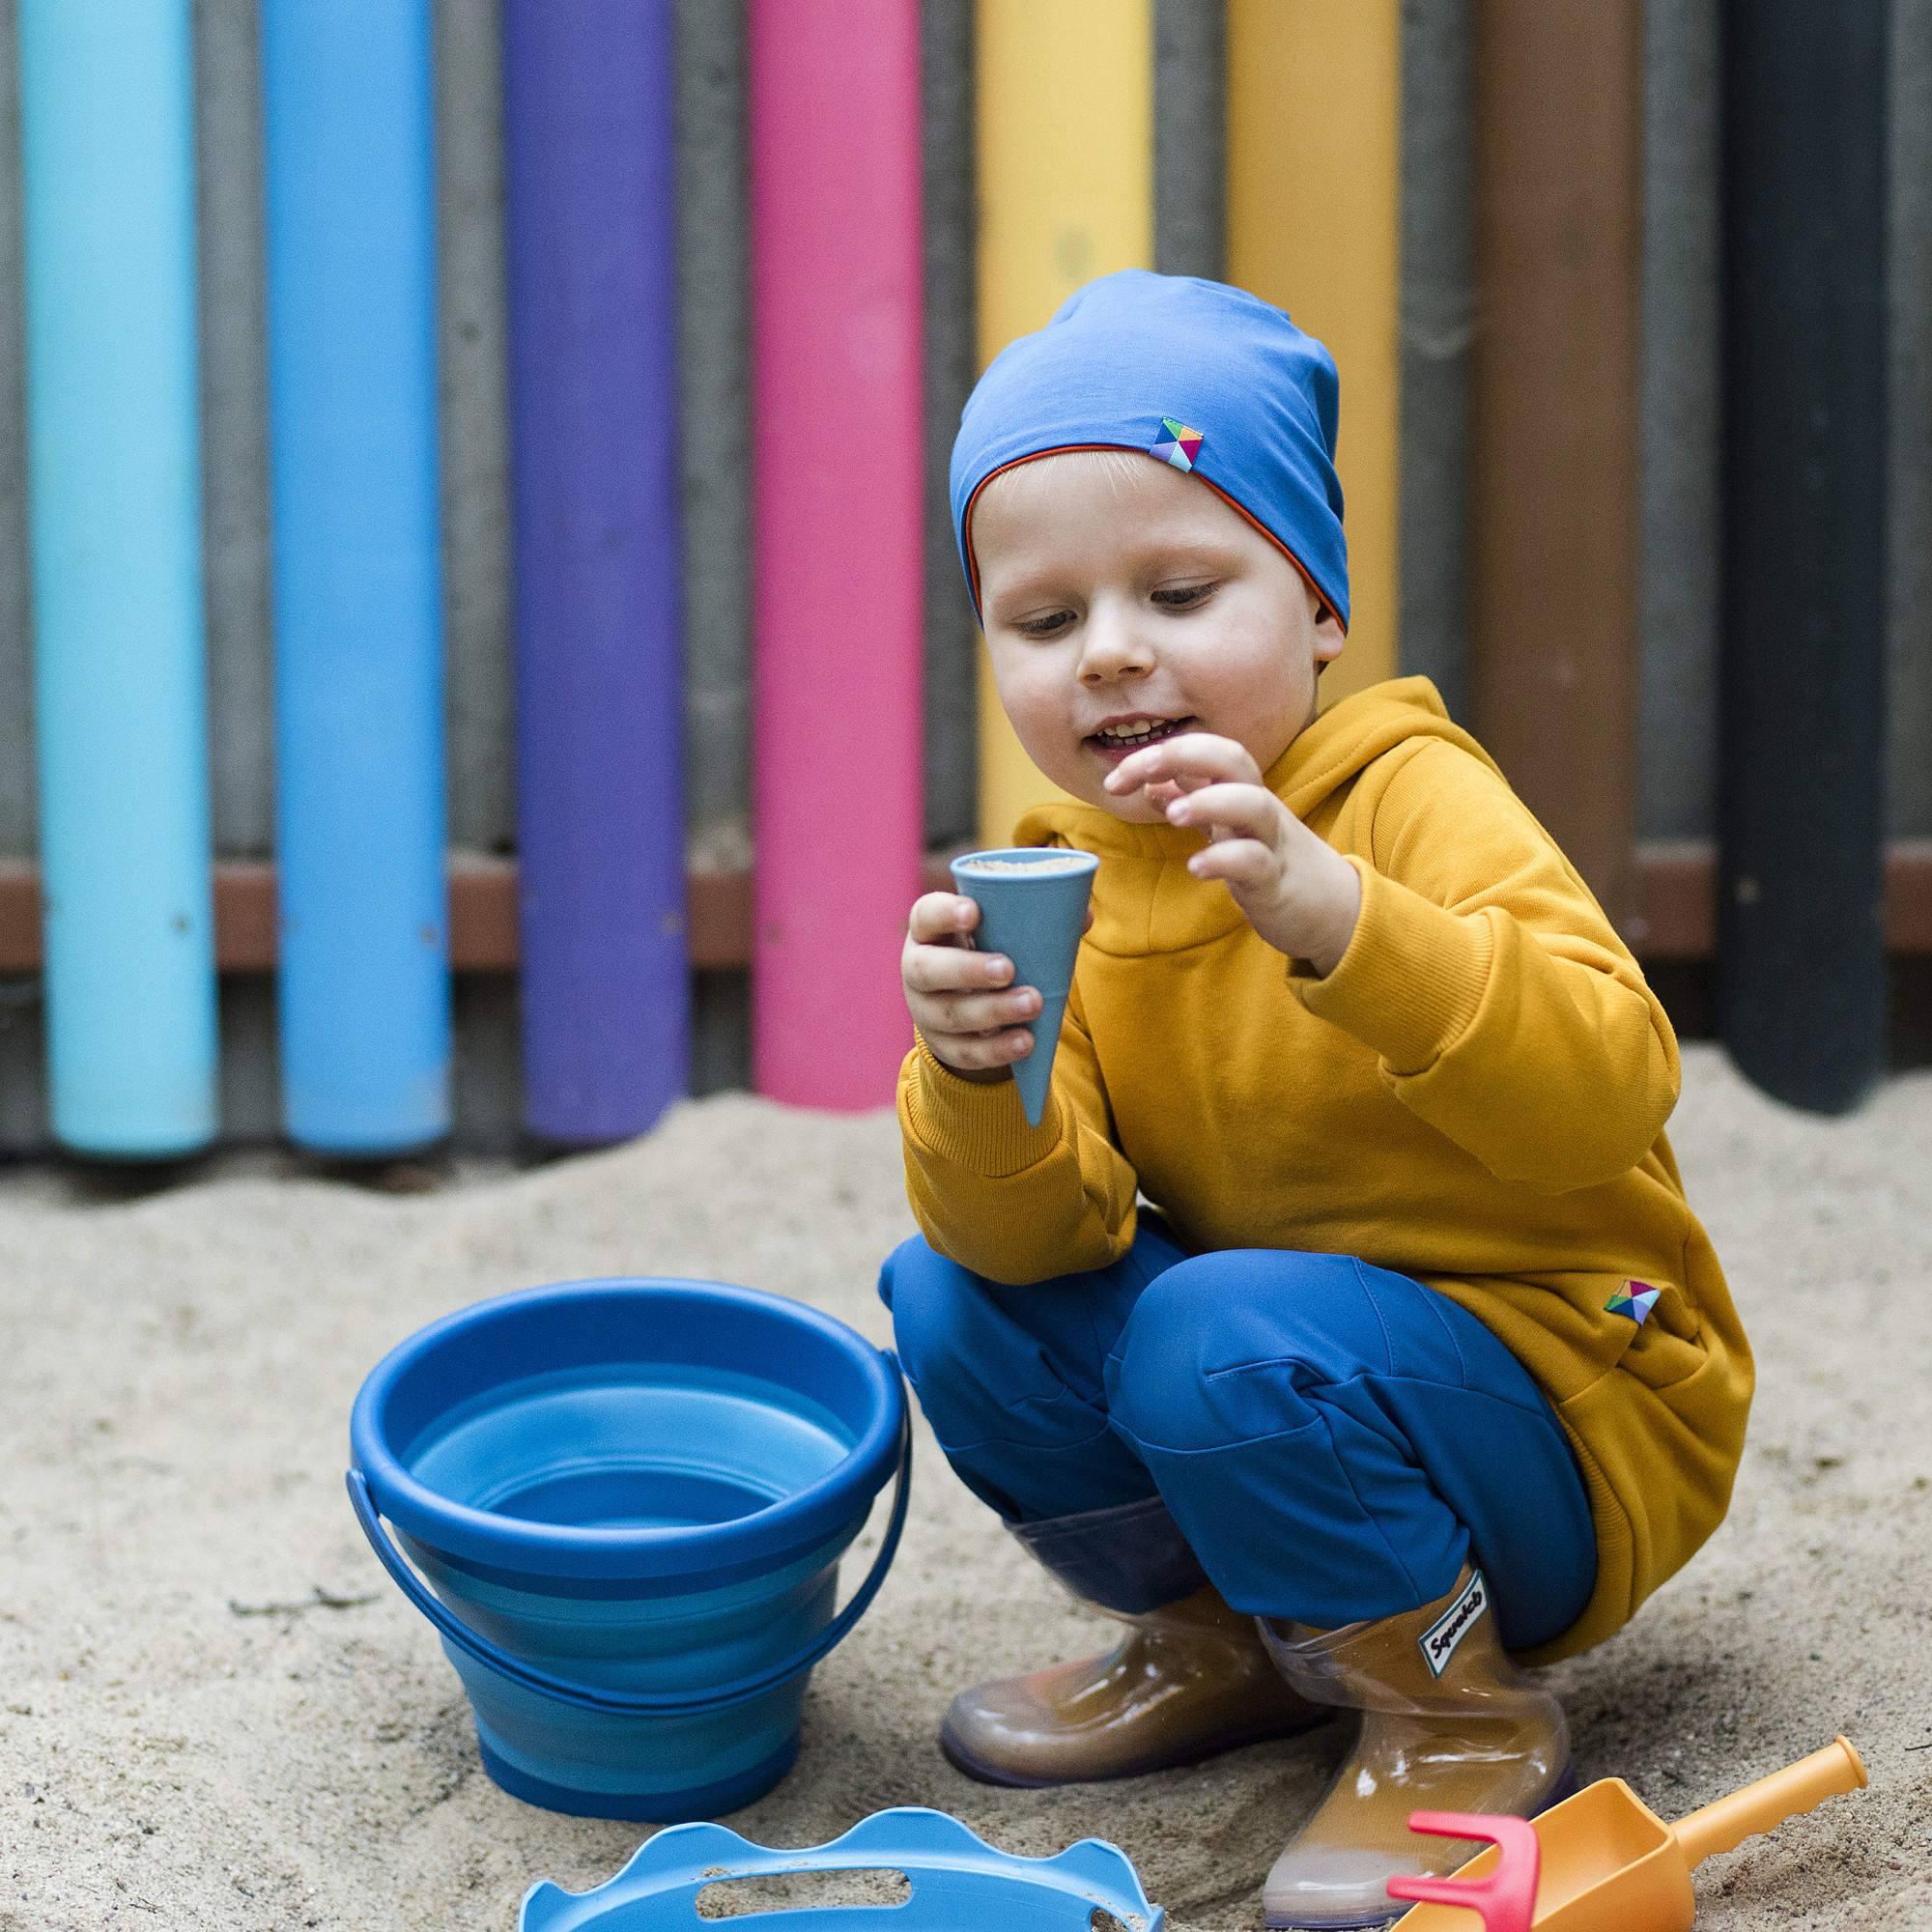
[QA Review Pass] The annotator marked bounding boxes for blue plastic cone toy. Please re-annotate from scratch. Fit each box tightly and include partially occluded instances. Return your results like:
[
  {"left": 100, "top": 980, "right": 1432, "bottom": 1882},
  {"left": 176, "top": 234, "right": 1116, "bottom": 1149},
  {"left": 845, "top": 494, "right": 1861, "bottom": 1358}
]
[{"left": 950, "top": 848, "right": 1098, "bottom": 1127}]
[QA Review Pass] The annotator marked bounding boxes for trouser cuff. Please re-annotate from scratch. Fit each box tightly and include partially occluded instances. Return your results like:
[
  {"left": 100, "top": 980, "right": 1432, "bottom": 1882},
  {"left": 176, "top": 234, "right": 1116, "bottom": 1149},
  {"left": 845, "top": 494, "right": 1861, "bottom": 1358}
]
[{"left": 1009, "top": 1492, "right": 1209, "bottom": 1615}]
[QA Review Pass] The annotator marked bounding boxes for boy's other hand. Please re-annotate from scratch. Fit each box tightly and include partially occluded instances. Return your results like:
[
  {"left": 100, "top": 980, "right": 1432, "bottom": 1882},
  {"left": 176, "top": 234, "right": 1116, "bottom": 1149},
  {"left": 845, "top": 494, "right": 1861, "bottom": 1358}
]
[
  {"left": 1103, "top": 730, "right": 1361, "bottom": 975},
  {"left": 901, "top": 892, "right": 1093, "bottom": 1082}
]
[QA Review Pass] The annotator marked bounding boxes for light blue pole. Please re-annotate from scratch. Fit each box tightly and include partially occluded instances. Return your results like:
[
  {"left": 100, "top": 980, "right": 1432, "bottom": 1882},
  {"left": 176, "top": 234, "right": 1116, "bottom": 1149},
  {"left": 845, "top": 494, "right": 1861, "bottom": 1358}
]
[
  {"left": 17, "top": 0, "right": 217, "bottom": 1157},
  {"left": 261, "top": 0, "right": 450, "bottom": 1153}
]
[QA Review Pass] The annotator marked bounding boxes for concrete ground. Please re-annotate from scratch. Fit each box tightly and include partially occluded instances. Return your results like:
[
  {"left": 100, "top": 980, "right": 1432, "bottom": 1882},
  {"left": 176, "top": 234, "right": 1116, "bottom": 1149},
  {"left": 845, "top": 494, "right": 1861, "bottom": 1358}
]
[{"left": 0, "top": 1043, "right": 1925, "bottom": 1930}]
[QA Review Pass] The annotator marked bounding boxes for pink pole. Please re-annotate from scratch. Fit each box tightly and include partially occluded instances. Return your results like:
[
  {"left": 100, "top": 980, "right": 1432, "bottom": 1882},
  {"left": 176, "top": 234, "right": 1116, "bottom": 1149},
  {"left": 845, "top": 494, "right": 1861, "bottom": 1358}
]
[{"left": 748, "top": 0, "right": 924, "bottom": 1108}]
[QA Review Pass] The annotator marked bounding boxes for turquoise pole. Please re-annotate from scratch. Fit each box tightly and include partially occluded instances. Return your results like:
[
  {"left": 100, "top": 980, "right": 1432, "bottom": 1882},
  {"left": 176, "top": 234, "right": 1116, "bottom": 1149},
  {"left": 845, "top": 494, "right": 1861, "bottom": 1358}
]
[
  {"left": 16, "top": 0, "right": 218, "bottom": 1157},
  {"left": 261, "top": 0, "right": 450, "bottom": 1153}
]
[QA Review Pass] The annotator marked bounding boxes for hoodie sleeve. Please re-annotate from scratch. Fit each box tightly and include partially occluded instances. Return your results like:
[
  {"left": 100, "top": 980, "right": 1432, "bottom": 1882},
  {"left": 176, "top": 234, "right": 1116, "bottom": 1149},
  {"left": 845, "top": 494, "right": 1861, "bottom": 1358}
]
[
  {"left": 1289, "top": 739, "right": 1681, "bottom": 1193},
  {"left": 896, "top": 976, "right": 1141, "bottom": 1284}
]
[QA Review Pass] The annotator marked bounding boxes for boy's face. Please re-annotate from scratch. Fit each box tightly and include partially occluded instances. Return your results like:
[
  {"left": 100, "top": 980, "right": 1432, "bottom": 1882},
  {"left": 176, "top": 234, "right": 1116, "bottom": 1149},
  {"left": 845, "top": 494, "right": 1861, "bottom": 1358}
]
[{"left": 972, "top": 451, "right": 1345, "bottom": 822}]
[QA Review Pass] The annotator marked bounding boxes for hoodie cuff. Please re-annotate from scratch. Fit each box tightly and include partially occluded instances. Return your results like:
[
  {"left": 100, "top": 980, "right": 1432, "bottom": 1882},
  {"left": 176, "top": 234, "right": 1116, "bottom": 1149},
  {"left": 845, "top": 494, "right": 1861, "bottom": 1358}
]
[
  {"left": 1288, "top": 856, "right": 1493, "bottom": 1074},
  {"left": 902, "top": 1031, "right": 1065, "bottom": 1176}
]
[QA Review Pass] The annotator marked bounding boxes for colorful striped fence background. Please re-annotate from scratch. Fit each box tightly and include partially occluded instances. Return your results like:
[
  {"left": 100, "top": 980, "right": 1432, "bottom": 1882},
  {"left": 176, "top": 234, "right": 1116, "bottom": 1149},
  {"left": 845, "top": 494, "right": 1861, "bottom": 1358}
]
[{"left": 0, "top": 1, "right": 1928, "bottom": 1157}]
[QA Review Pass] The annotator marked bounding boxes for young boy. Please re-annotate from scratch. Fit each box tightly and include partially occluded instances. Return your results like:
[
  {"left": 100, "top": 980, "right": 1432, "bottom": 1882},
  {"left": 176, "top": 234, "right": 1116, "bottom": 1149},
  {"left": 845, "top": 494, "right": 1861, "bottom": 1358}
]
[{"left": 880, "top": 270, "right": 1751, "bottom": 1930}]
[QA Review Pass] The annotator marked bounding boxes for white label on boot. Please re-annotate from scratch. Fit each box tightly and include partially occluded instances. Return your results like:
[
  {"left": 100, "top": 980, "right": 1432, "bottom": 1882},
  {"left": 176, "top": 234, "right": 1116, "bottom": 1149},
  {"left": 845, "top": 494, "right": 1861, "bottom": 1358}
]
[{"left": 1419, "top": 1570, "right": 1490, "bottom": 1677}]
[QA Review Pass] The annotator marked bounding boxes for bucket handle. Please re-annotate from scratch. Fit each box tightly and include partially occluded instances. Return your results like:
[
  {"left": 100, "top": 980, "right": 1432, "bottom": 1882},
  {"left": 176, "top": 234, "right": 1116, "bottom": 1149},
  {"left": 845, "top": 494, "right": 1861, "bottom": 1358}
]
[{"left": 345, "top": 1377, "right": 913, "bottom": 1719}]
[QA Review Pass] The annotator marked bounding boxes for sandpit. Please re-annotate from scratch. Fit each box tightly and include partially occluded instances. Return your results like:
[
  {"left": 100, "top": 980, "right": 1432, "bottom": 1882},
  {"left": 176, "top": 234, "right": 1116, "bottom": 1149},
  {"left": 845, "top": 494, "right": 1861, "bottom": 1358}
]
[{"left": 0, "top": 1043, "right": 1925, "bottom": 1929}]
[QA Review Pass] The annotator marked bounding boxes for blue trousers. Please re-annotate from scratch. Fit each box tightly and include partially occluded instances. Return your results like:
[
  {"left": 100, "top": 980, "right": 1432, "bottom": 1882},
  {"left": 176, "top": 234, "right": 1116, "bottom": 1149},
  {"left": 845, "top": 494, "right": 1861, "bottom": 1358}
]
[{"left": 878, "top": 1217, "right": 1598, "bottom": 1652}]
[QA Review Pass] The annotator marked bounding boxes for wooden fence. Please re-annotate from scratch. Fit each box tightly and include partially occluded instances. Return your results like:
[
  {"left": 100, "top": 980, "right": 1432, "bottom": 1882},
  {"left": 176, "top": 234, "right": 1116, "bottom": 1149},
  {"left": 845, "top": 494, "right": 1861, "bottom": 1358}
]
[{"left": 0, "top": 0, "right": 1924, "bottom": 1156}]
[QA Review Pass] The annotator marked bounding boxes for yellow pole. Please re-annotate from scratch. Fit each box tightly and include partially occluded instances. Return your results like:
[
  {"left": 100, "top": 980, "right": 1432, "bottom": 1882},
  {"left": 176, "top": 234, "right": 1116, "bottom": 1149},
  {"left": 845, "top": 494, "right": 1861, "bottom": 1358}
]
[
  {"left": 974, "top": 0, "right": 1153, "bottom": 846},
  {"left": 1227, "top": 0, "right": 1402, "bottom": 705}
]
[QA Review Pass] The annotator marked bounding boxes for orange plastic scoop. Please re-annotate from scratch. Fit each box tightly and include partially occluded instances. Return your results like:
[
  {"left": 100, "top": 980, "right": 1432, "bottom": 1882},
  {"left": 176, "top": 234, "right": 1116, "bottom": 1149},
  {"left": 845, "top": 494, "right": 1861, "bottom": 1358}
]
[{"left": 1388, "top": 1735, "right": 1867, "bottom": 1932}]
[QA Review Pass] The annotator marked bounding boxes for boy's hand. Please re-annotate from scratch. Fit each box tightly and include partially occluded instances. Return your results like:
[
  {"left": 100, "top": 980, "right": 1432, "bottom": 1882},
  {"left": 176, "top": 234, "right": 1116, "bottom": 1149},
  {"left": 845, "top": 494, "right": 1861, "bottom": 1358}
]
[
  {"left": 902, "top": 892, "right": 1093, "bottom": 1082},
  {"left": 1103, "top": 731, "right": 1361, "bottom": 975}
]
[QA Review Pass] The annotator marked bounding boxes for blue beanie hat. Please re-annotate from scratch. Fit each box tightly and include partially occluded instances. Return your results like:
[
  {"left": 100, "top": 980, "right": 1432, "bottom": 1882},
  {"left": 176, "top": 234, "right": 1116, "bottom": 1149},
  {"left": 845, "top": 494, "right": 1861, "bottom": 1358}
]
[{"left": 950, "top": 269, "right": 1349, "bottom": 632}]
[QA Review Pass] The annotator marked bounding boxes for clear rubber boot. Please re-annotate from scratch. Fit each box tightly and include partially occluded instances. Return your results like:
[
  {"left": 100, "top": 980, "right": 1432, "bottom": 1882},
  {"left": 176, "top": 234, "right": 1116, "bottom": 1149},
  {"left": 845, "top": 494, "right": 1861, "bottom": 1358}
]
[
  {"left": 1256, "top": 1567, "right": 1575, "bottom": 1930},
  {"left": 940, "top": 1580, "right": 1328, "bottom": 1787}
]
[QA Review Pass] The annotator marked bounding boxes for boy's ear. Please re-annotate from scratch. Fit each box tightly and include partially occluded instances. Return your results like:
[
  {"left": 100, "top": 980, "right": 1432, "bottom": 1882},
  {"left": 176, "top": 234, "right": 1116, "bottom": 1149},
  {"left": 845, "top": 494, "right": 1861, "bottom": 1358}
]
[{"left": 1312, "top": 596, "right": 1346, "bottom": 664}]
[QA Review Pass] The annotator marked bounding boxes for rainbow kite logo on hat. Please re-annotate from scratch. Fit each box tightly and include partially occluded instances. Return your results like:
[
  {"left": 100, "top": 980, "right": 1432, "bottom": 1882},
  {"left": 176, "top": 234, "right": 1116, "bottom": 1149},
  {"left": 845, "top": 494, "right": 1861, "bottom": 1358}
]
[
  {"left": 1605, "top": 1278, "right": 1662, "bottom": 1323},
  {"left": 1151, "top": 416, "right": 1204, "bottom": 471}
]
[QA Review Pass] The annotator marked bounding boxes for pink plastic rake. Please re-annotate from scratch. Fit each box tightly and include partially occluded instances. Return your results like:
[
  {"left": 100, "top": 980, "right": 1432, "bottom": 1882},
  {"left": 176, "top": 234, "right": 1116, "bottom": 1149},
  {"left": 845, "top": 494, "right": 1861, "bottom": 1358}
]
[{"left": 1385, "top": 1812, "right": 1541, "bottom": 1932}]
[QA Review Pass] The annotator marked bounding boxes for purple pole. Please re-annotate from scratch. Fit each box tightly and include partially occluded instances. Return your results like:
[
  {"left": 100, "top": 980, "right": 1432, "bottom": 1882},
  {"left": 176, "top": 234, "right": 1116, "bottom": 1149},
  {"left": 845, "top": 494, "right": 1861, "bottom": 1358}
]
[{"left": 502, "top": 0, "right": 687, "bottom": 1144}]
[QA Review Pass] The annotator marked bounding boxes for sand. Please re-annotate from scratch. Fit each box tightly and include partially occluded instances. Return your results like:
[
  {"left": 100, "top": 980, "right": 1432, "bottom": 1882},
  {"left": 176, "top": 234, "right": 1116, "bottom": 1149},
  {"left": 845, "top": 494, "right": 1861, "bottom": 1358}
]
[
  {"left": 0, "top": 1042, "right": 1926, "bottom": 1930},
  {"left": 954, "top": 855, "right": 1098, "bottom": 875}
]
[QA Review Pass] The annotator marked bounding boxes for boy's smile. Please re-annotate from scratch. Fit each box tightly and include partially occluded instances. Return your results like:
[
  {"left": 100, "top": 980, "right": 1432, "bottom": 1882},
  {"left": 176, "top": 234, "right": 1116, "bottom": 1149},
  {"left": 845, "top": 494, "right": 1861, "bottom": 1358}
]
[
  {"left": 1085, "top": 713, "right": 1204, "bottom": 761},
  {"left": 970, "top": 450, "right": 1345, "bottom": 821}
]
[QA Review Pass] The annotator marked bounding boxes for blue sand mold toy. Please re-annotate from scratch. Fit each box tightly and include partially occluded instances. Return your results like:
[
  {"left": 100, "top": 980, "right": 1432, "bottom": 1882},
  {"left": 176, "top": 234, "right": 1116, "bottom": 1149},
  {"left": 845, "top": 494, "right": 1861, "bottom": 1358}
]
[
  {"left": 950, "top": 848, "right": 1100, "bottom": 1127},
  {"left": 348, "top": 1278, "right": 910, "bottom": 1820},
  {"left": 522, "top": 1805, "right": 1166, "bottom": 1932}
]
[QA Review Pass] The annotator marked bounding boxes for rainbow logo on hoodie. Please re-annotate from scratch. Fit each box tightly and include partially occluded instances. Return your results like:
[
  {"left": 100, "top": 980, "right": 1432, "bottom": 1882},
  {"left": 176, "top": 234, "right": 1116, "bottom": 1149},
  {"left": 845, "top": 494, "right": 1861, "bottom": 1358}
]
[{"left": 1605, "top": 1279, "right": 1662, "bottom": 1323}]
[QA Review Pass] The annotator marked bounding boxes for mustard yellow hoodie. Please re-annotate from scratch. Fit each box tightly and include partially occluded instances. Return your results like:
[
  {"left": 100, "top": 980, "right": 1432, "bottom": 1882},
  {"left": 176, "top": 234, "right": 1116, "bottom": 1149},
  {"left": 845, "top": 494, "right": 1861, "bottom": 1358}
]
[{"left": 897, "top": 677, "right": 1752, "bottom": 1662}]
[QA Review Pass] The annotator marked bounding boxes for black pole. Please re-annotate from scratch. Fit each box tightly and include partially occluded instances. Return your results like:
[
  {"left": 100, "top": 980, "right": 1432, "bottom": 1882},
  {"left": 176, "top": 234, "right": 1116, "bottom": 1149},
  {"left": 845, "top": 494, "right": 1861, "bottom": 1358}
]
[{"left": 1719, "top": 1, "right": 1889, "bottom": 1114}]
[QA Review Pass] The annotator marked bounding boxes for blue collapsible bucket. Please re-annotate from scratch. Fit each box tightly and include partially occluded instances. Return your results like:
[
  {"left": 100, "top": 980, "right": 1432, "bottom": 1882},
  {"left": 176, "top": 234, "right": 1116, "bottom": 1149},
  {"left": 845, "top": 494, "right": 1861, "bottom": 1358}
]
[{"left": 347, "top": 1278, "right": 910, "bottom": 1821}]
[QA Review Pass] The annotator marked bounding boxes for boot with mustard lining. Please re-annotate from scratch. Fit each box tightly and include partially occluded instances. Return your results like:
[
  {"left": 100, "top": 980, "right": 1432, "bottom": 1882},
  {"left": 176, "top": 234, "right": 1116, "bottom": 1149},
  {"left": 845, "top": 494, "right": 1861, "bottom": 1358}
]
[{"left": 1256, "top": 1567, "right": 1575, "bottom": 1930}]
